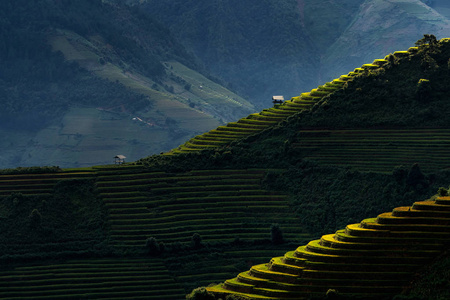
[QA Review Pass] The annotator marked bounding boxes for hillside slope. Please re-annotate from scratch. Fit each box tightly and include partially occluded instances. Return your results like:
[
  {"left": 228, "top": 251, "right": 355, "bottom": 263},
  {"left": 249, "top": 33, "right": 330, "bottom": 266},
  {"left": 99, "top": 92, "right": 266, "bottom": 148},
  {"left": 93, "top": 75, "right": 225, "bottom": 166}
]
[
  {"left": 156, "top": 37, "right": 450, "bottom": 174},
  {"left": 0, "top": 0, "right": 254, "bottom": 169},
  {"left": 1, "top": 38, "right": 450, "bottom": 299}
]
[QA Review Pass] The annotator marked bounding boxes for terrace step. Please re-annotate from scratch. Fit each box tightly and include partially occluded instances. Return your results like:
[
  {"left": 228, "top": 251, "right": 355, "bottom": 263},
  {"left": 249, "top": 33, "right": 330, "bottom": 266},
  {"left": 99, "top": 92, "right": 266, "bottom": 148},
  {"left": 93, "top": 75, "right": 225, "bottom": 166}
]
[
  {"left": 294, "top": 245, "right": 432, "bottom": 265},
  {"left": 361, "top": 218, "right": 450, "bottom": 233},
  {"left": 303, "top": 260, "right": 420, "bottom": 272},
  {"left": 376, "top": 212, "right": 450, "bottom": 225},
  {"left": 300, "top": 269, "right": 412, "bottom": 281},
  {"left": 412, "top": 200, "right": 450, "bottom": 211},
  {"left": 223, "top": 278, "right": 254, "bottom": 294},
  {"left": 283, "top": 101, "right": 310, "bottom": 108},
  {"left": 226, "top": 121, "right": 269, "bottom": 129},
  {"left": 268, "top": 257, "right": 304, "bottom": 275},
  {"left": 216, "top": 126, "right": 261, "bottom": 133},
  {"left": 187, "top": 138, "right": 231, "bottom": 146},
  {"left": 334, "top": 229, "right": 448, "bottom": 245},
  {"left": 344, "top": 224, "right": 390, "bottom": 237},
  {"left": 282, "top": 251, "right": 307, "bottom": 267},
  {"left": 436, "top": 196, "right": 450, "bottom": 205},
  {"left": 321, "top": 233, "right": 442, "bottom": 251},
  {"left": 237, "top": 271, "right": 270, "bottom": 287},
  {"left": 392, "top": 206, "right": 450, "bottom": 218},
  {"left": 306, "top": 239, "right": 440, "bottom": 257},
  {"left": 249, "top": 264, "right": 298, "bottom": 284}
]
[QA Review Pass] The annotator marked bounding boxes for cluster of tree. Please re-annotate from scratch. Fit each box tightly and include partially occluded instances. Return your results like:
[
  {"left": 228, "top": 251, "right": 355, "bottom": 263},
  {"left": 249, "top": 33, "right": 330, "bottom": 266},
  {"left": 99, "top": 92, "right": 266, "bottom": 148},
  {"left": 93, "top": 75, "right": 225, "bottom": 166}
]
[
  {"left": 0, "top": 166, "right": 62, "bottom": 175},
  {"left": 145, "top": 226, "right": 285, "bottom": 257}
]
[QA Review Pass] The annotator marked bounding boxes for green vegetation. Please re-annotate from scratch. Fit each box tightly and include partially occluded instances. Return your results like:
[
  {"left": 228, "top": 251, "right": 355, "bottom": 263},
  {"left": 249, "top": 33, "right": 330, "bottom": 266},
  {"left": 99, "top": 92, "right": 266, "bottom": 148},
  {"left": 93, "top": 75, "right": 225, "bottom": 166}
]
[{"left": 1, "top": 37, "right": 450, "bottom": 299}]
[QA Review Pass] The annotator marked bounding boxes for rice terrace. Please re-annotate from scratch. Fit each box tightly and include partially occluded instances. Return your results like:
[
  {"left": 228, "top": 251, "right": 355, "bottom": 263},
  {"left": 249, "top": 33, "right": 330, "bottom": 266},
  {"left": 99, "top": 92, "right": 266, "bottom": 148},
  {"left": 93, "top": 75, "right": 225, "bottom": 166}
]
[{"left": 2, "top": 35, "right": 450, "bottom": 300}]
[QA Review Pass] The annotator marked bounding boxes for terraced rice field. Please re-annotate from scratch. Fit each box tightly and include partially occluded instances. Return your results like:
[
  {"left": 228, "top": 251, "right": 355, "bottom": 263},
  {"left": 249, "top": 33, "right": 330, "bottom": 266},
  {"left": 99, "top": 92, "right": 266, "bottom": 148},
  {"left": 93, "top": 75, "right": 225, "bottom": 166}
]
[
  {"left": 169, "top": 55, "right": 398, "bottom": 154},
  {"left": 0, "top": 169, "right": 96, "bottom": 197},
  {"left": 208, "top": 196, "right": 450, "bottom": 299},
  {"left": 293, "top": 129, "right": 450, "bottom": 172},
  {"left": 171, "top": 47, "right": 421, "bottom": 155},
  {"left": 95, "top": 167, "right": 308, "bottom": 248},
  {"left": 0, "top": 165, "right": 310, "bottom": 298},
  {"left": 0, "top": 258, "right": 185, "bottom": 300}
]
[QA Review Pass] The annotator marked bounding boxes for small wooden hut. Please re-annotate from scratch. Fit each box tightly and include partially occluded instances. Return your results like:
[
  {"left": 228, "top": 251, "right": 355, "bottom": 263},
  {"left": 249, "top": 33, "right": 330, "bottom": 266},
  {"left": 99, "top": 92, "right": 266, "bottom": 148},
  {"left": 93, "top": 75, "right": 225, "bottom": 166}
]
[
  {"left": 272, "top": 95, "right": 284, "bottom": 106},
  {"left": 114, "top": 155, "right": 126, "bottom": 165}
]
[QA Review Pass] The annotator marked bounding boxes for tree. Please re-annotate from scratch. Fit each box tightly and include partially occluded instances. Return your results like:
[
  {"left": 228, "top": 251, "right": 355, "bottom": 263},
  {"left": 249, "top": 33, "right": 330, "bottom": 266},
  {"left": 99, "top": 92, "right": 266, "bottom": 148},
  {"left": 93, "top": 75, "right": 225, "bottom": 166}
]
[
  {"left": 186, "top": 287, "right": 215, "bottom": 300},
  {"left": 406, "top": 163, "right": 428, "bottom": 189},
  {"left": 438, "top": 187, "right": 448, "bottom": 197},
  {"left": 416, "top": 78, "right": 431, "bottom": 102},
  {"left": 191, "top": 233, "right": 202, "bottom": 249},
  {"left": 270, "top": 223, "right": 284, "bottom": 245},
  {"left": 145, "top": 237, "right": 160, "bottom": 255},
  {"left": 415, "top": 34, "right": 438, "bottom": 47},
  {"left": 28, "top": 209, "right": 42, "bottom": 228}
]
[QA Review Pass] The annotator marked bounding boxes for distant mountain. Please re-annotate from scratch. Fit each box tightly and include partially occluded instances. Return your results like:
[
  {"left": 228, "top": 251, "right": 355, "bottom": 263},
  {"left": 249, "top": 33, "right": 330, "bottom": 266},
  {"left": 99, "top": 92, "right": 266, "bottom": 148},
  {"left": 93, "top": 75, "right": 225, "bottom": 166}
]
[
  {"left": 0, "top": 0, "right": 254, "bottom": 168},
  {"left": 321, "top": 0, "right": 450, "bottom": 82},
  {"left": 138, "top": 0, "right": 450, "bottom": 106},
  {"left": 3, "top": 0, "right": 450, "bottom": 169}
]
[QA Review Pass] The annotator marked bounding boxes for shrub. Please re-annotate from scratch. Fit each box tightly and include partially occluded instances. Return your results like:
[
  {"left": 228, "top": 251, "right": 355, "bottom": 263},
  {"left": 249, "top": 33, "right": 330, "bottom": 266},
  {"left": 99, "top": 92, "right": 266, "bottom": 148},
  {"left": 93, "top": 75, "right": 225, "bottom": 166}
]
[
  {"left": 393, "top": 165, "right": 408, "bottom": 183},
  {"left": 421, "top": 55, "right": 438, "bottom": 71},
  {"left": 28, "top": 209, "right": 42, "bottom": 228},
  {"left": 406, "top": 163, "right": 428, "bottom": 189},
  {"left": 438, "top": 187, "right": 448, "bottom": 197},
  {"left": 186, "top": 287, "right": 215, "bottom": 300},
  {"left": 145, "top": 237, "right": 160, "bottom": 255},
  {"left": 191, "top": 233, "right": 202, "bottom": 249},
  {"left": 326, "top": 288, "right": 342, "bottom": 299},
  {"left": 270, "top": 223, "right": 284, "bottom": 245},
  {"left": 226, "top": 294, "right": 249, "bottom": 300}
]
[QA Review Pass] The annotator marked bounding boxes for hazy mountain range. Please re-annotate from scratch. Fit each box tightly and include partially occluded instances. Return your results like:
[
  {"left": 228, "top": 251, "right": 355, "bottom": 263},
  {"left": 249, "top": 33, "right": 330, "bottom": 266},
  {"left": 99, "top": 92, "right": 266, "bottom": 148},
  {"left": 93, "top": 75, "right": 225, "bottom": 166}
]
[{"left": 1, "top": 0, "right": 450, "bottom": 168}]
